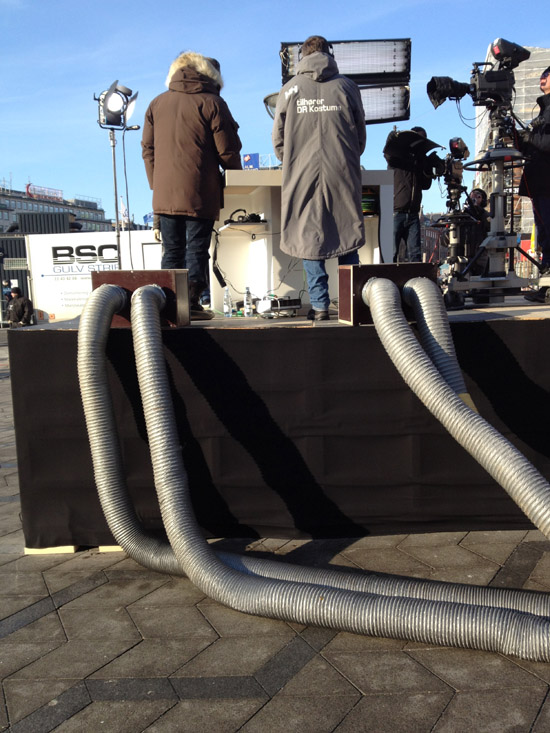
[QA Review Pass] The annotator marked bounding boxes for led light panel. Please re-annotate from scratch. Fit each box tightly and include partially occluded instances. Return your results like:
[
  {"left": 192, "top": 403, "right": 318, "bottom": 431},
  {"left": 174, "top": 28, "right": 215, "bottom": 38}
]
[
  {"left": 279, "top": 39, "right": 411, "bottom": 124},
  {"left": 360, "top": 85, "right": 410, "bottom": 125},
  {"left": 280, "top": 39, "right": 411, "bottom": 85}
]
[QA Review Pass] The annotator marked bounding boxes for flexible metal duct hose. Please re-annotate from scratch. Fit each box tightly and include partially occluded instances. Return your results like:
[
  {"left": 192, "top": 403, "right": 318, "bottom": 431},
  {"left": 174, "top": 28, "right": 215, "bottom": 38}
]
[
  {"left": 76, "top": 284, "right": 550, "bottom": 651},
  {"left": 122, "top": 284, "right": 550, "bottom": 660},
  {"left": 401, "top": 277, "right": 469, "bottom": 399},
  {"left": 363, "top": 277, "right": 550, "bottom": 540},
  {"left": 74, "top": 282, "right": 550, "bottom": 628},
  {"left": 77, "top": 284, "right": 179, "bottom": 575}
]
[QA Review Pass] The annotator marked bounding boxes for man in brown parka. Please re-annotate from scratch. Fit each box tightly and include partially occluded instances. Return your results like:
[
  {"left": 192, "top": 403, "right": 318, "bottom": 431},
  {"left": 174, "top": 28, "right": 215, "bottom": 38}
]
[{"left": 142, "top": 52, "right": 242, "bottom": 318}]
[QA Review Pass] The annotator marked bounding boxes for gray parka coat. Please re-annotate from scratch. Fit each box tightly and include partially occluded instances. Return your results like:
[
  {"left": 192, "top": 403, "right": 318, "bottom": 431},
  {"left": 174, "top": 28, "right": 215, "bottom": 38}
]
[
  {"left": 142, "top": 60, "right": 242, "bottom": 221},
  {"left": 272, "top": 52, "right": 366, "bottom": 260}
]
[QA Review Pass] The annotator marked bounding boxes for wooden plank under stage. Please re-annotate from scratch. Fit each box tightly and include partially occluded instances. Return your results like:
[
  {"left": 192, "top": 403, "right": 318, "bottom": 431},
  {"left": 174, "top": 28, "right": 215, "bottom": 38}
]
[{"left": 9, "top": 295, "right": 550, "bottom": 549}]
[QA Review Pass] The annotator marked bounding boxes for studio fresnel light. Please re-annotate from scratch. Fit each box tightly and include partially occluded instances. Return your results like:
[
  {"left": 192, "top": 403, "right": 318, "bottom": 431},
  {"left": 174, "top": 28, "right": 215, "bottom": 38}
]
[
  {"left": 96, "top": 81, "right": 138, "bottom": 130},
  {"left": 94, "top": 80, "right": 139, "bottom": 266}
]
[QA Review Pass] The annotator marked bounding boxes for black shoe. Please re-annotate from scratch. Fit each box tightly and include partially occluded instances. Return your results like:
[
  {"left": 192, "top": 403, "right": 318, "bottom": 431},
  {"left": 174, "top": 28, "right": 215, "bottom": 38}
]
[
  {"left": 307, "top": 308, "right": 330, "bottom": 321},
  {"left": 524, "top": 288, "right": 548, "bottom": 304},
  {"left": 190, "top": 303, "right": 214, "bottom": 320}
]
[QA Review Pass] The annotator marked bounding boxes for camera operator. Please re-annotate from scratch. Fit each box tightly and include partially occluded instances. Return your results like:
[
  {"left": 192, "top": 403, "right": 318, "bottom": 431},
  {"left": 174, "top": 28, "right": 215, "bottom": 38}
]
[
  {"left": 463, "top": 188, "right": 490, "bottom": 275},
  {"left": 518, "top": 66, "right": 550, "bottom": 302},
  {"left": 384, "top": 126, "right": 445, "bottom": 262}
]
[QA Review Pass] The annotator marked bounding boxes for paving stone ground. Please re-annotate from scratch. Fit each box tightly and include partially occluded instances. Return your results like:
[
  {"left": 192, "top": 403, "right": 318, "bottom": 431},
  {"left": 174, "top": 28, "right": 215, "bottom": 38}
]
[{"left": 2, "top": 340, "right": 550, "bottom": 732}]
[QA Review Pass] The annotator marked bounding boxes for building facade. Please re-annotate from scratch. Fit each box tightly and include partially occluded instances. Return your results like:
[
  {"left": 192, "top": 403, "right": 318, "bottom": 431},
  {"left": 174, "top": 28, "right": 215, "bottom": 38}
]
[{"left": 0, "top": 181, "right": 111, "bottom": 234}]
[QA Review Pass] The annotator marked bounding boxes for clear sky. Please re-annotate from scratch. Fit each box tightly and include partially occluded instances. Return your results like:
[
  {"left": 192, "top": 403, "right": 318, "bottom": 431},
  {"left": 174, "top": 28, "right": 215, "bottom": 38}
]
[{"left": 0, "top": 0, "right": 545, "bottom": 223}]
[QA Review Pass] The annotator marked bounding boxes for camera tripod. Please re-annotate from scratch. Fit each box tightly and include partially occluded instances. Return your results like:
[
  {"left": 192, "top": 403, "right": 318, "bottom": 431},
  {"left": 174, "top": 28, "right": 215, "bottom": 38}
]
[{"left": 440, "top": 108, "right": 533, "bottom": 307}]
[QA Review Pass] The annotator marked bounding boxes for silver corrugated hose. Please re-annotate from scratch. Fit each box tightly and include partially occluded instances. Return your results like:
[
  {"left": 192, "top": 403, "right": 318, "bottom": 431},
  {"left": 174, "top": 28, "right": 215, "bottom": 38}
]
[
  {"left": 77, "top": 283, "right": 179, "bottom": 575},
  {"left": 118, "top": 283, "right": 550, "bottom": 661},
  {"left": 76, "top": 282, "right": 550, "bottom": 659},
  {"left": 401, "top": 277, "right": 471, "bottom": 400},
  {"left": 363, "top": 277, "right": 550, "bottom": 539}
]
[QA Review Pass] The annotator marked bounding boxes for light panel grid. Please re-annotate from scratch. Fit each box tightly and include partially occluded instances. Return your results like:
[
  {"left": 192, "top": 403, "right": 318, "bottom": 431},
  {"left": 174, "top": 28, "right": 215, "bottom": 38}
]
[
  {"left": 281, "top": 39, "right": 411, "bottom": 85},
  {"left": 360, "top": 85, "right": 410, "bottom": 124}
]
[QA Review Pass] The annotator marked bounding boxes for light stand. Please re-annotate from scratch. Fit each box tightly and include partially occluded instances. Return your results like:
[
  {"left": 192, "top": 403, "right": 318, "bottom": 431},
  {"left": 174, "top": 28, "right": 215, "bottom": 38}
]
[
  {"left": 109, "top": 129, "right": 121, "bottom": 257},
  {"left": 94, "top": 81, "right": 139, "bottom": 268}
]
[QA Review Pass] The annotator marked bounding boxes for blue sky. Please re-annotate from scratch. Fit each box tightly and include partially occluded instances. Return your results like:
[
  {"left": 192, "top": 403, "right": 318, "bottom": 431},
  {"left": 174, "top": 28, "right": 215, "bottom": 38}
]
[{"left": 0, "top": 0, "right": 545, "bottom": 222}]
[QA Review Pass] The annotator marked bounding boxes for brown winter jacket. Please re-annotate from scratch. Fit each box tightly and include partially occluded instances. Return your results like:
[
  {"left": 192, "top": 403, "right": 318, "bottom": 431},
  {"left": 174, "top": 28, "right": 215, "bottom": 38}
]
[{"left": 142, "top": 66, "right": 242, "bottom": 221}]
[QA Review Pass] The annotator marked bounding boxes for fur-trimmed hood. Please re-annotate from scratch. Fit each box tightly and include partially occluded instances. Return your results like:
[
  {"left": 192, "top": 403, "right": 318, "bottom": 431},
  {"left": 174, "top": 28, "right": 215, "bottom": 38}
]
[{"left": 165, "top": 51, "right": 223, "bottom": 90}]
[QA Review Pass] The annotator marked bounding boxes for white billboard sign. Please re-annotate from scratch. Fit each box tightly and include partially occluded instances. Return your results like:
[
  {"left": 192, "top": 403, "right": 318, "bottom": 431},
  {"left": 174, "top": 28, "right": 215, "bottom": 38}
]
[{"left": 26, "top": 231, "right": 162, "bottom": 322}]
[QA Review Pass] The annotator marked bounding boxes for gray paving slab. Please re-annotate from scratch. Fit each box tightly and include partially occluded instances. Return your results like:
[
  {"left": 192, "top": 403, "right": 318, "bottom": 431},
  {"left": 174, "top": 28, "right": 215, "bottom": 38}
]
[
  {"left": 58, "top": 606, "right": 143, "bottom": 641},
  {"left": 2, "top": 343, "right": 550, "bottom": 732},
  {"left": 432, "top": 687, "right": 548, "bottom": 732},
  {"left": 408, "top": 648, "right": 549, "bottom": 691},
  {"left": 54, "top": 700, "right": 176, "bottom": 733},
  {"left": 127, "top": 604, "right": 219, "bottom": 641},
  {"left": 334, "top": 691, "right": 455, "bottom": 732},
  {"left": 89, "top": 638, "right": 213, "bottom": 679},
  {"left": 0, "top": 641, "right": 63, "bottom": 680},
  {"left": 239, "top": 694, "right": 360, "bottom": 733},
  {"left": 171, "top": 635, "right": 294, "bottom": 678},
  {"left": 142, "top": 699, "right": 264, "bottom": 732},
  {"left": 127, "top": 577, "right": 206, "bottom": 607},
  {"left": 4, "top": 678, "right": 81, "bottom": 725},
  {"left": 9, "top": 640, "right": 139, "bottom": 680},
  {"left": 321, "top": 649, "right": 453, "bottom": 695}
]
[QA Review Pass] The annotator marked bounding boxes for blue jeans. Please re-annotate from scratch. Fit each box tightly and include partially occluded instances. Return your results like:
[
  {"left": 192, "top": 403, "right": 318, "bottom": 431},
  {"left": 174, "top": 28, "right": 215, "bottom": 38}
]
[
  {"left": 159, "top": 214, "right": 214, "bottom": 289},
  {"left": 532, "top": 196, "right": 550, "bottom": 268},
  {"left": 393, "top": 212, "right": 421, "bottom": 262},
  {"left": 303, "top": 250, "right": 360, "bottom": 311}
]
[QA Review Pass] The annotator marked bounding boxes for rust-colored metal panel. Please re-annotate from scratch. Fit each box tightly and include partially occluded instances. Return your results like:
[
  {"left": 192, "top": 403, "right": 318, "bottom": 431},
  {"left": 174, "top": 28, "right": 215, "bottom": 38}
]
[
  {"left": 338, "top": 263, "right": 439, "bottom": 325},
  {"left": 91, "top": 269, "right": 189, "bottom": 327}
]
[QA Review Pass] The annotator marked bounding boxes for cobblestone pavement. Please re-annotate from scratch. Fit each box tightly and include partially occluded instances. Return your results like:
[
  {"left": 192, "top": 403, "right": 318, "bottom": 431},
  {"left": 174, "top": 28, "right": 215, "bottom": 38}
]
[{"left": 2, "top": 343, "right": 550, "bottom": 732}]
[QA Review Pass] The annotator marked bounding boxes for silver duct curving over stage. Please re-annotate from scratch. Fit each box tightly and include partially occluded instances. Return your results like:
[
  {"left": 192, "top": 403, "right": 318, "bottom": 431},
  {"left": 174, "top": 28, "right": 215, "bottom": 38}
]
[{"left": 77, "top": 279, "right": 550, "bottom": 661}]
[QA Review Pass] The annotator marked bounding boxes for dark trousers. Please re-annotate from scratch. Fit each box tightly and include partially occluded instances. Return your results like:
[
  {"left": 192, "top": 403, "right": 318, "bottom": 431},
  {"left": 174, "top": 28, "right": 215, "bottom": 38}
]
[
  {"left": 393, "top": 211, "right": 421, "bottom": 262},
  {"left": 532, "top": 196, "right": 550, "bottom": 268},
  {"left": 159, "top": 214, "right": 214, "bottom": 291}
]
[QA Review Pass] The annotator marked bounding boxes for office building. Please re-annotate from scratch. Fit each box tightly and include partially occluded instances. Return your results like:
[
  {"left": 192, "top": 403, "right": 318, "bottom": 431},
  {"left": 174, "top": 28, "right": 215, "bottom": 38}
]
[{"left": 0, "top": 180, "right": 111, "bottom": 234}]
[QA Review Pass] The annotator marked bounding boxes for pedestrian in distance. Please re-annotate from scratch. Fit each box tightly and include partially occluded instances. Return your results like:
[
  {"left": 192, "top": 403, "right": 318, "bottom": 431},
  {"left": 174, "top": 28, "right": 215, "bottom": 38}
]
[{"left": 7, "top": 288, "right": 33, "bottom": 328}]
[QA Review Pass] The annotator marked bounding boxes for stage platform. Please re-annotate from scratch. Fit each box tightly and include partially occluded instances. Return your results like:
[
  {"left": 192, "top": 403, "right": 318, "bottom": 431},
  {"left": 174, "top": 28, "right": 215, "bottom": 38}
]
[{"left": 9, "top": 295, "right": 550, "bottom": 549}]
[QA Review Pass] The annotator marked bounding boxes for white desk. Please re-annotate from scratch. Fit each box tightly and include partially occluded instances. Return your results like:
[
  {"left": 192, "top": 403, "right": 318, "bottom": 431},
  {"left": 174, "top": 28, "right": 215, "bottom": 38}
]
[{"left": 210, "top": 169, "right": 393, "bottom": 311}]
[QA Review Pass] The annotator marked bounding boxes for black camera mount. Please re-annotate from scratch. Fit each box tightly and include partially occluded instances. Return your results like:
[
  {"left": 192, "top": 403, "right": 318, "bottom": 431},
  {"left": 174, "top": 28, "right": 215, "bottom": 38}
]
[{"left": 427, "top": 39, "right": 533, "bottom": 307}]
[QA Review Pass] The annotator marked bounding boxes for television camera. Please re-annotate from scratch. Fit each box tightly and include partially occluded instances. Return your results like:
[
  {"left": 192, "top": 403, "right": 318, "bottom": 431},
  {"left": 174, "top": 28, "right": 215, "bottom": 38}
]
[
  {"left": 430, "top": 137, "right": 486, "bottom": 284},
  {"left": 427, "top": 38, "right": 530, "bottom": 111},
  {"left": 441, "top": 137, "right": 470, "bottom": 209},
  {"left": 426, "top": 39, "right": 535, "bottom": 308}
]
